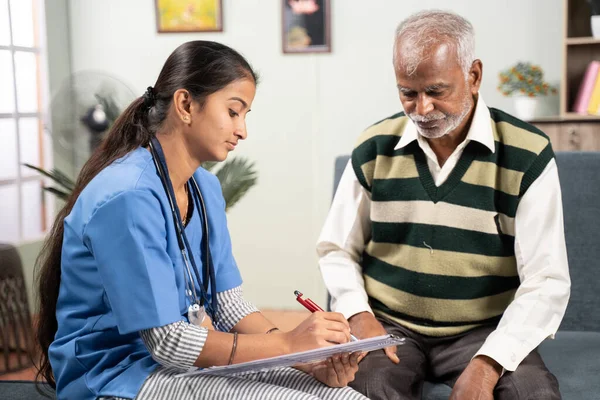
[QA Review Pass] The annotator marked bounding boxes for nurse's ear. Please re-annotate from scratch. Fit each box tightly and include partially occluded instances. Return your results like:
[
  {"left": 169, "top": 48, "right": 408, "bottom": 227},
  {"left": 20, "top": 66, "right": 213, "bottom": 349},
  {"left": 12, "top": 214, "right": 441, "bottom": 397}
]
[{"left": 173, "top": 89, "right": 193, "bottom": 125}]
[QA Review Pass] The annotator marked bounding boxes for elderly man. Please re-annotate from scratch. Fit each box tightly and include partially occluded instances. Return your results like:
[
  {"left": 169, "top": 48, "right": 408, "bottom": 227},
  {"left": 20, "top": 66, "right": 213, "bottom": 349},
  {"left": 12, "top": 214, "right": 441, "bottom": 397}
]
[{"left": 317, "top": 10, "right": 570, "bottom": 400}]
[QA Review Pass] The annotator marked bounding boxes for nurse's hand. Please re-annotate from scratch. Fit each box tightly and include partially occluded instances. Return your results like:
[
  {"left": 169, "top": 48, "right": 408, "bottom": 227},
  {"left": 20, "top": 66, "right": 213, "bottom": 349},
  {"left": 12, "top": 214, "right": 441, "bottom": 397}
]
[
  {"left": 284, "top": 312, "right": 351, "bottom": 353},
  {"left": 296, "top": 352, "right": 363, "bottom": 387}
]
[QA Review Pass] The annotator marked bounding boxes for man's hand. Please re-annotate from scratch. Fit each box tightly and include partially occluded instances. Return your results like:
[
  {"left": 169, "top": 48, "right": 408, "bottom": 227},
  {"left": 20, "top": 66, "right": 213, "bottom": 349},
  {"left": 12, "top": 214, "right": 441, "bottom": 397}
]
[
  {"left": 449, "top": 355, "right": 502, "bottom": 400},
  {"left": 296, "top": 352, "right": 362, "bottom": 387},
  {"left": 348, "top": 312, "right": 399, "bottom": 364}
]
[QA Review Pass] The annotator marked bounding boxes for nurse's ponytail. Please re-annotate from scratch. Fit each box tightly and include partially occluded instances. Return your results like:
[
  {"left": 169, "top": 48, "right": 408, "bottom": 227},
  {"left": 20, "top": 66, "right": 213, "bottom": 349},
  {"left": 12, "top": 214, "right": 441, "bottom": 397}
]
[{"left": 35, "top": 40, "right": 258, "bottom": 388}]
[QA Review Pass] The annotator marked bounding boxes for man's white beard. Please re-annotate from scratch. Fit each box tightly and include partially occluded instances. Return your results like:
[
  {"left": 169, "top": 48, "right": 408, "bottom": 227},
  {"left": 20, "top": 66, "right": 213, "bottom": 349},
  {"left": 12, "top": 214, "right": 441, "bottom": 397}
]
[{"left": 408, "top": 97, "right": 472, "bottom": 139}]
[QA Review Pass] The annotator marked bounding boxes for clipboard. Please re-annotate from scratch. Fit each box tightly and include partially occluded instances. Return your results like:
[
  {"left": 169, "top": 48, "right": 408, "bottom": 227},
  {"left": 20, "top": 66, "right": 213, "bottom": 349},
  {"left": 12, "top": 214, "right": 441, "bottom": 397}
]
[{"left": 175, "top": 334, "right": 405, "bottom": 377}]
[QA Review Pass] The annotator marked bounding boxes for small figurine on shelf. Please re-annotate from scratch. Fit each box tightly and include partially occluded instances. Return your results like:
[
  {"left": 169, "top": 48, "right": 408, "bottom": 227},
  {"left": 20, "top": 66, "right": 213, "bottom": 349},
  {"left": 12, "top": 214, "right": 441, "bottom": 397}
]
[{"left": 497, "top": 62, "right": 557, "bottom": 121}]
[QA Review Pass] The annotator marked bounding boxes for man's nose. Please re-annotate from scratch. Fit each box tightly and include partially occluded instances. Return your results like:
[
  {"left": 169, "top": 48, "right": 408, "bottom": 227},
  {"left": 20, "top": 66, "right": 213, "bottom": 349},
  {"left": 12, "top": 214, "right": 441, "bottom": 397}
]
[{"left": 415, "top": 94, "right": 434, "bottom": 116}]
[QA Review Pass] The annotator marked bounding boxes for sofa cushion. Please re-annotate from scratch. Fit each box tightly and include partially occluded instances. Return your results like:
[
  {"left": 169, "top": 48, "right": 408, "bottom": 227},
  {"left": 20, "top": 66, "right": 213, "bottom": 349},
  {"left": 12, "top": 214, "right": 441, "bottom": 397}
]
[
  {"left": 421, "top": 331, "right": 600, "bottom": 399},
  {"left": 423, "top": 381, "right": 452, "bottom": 399},
  {"left": 0, "top": 381, "right": 56, "bottom": 400},
  {"left": 554, "top": 152, "right": 600, "bottom": 331},
  {"left": 537, "top": 331, "right": 600, "bottom": 399}
]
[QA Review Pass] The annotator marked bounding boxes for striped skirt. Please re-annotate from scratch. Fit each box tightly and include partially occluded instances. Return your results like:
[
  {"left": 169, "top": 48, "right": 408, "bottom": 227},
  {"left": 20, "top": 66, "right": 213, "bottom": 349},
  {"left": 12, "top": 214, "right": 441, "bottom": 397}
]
[{"left": 105, "top": 366, "right": 368, "bottom": 400}]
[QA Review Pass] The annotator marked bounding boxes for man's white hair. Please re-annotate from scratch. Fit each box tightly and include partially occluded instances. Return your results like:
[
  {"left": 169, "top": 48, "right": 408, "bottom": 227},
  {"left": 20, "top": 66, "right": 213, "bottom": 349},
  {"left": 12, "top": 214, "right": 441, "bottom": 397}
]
[{"left": 393, "top": 10, "right": 475, "bottom": 77}]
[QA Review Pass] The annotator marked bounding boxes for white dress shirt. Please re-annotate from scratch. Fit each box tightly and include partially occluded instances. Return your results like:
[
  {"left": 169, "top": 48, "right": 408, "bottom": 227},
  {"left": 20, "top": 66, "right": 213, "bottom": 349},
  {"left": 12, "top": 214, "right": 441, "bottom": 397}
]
[{"left": 317, "top": 97, "right": 571, "bottom": 372}]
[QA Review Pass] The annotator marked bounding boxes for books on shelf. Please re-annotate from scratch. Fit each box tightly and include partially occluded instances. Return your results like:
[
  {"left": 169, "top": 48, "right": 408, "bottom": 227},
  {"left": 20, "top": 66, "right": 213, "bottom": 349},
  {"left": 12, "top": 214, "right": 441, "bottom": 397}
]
[{"left": 573, "top": 61, "right": 600, "bottom": 115}]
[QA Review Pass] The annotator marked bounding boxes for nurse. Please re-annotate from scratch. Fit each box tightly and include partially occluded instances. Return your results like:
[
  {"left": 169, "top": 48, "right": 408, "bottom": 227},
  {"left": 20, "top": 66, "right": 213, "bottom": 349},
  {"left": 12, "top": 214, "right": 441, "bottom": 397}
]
[{"left": 35, "top": 41, "right": 367, "bottom": 400}]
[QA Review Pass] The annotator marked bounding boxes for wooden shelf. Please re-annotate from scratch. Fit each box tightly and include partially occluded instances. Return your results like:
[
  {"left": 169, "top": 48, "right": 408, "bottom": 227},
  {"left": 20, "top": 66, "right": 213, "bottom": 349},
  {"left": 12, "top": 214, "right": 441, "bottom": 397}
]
[
  {"left": 566, "top": 37, "right": 600, "bottom": 45},
  {"left": 562, "top": 112, "right": 600, "bottom": 121},
  {"left": 527, "top": 114, "right": 600, "bottom": 123},
  {"left": 526, "top": 116, "right": 564, "bottom": 123}
]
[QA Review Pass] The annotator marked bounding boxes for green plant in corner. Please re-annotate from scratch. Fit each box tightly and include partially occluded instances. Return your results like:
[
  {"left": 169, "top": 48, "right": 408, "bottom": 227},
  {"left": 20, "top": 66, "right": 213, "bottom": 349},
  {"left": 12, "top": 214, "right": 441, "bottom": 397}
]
[
  {"left": 201, "top": 158, "right": 258, "bottom": 212},
  {"left": 24, "top": 158, "right": 258, "bottom": 211},
  {"left": 23, "top": 164, "right": 75, "bottom": 201}
]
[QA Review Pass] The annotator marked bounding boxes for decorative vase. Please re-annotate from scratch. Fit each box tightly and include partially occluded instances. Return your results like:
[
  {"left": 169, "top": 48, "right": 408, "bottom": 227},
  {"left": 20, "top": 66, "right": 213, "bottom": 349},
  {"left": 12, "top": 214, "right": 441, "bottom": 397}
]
[
  {"left": 592, "top": 15, "right": 600, "bottom": 38},
  {"left": 513, "top": 96, "right": 539, "bottom": 121}
]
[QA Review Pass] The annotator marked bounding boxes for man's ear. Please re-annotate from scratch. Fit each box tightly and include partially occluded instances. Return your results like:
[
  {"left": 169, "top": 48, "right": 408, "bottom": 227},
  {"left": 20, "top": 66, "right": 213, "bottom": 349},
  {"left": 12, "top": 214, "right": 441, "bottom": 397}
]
[{"left": 469, "top": 59, "right": 483, "bottom": 95}]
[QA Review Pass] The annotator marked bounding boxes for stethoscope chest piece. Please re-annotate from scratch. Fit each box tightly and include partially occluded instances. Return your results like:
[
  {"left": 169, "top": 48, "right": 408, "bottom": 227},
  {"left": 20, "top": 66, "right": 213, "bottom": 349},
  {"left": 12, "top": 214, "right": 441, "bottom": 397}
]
[{"left": 188, "top": 303, "right": 205, "bottom": 326}]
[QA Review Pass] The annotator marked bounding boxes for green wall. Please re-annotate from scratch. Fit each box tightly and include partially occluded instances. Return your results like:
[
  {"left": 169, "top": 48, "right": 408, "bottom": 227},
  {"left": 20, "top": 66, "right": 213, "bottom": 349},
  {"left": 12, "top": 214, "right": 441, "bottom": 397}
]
[{"left": 17, "top": 240, "right": 44, "bottom": 313}]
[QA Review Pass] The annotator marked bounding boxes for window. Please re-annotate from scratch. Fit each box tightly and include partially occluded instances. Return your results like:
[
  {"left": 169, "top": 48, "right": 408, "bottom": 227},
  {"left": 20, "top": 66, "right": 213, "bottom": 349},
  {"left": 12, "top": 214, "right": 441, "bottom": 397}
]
[{"left": 0, "top": 0, "right": 52, "bottom": 244}]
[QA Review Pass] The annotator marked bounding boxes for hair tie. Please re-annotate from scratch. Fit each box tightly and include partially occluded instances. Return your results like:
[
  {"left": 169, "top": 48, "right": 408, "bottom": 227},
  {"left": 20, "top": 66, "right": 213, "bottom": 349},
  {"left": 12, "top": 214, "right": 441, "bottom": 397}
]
[{"left": 143, "top": 86, "right": 156, "bottom": 108}]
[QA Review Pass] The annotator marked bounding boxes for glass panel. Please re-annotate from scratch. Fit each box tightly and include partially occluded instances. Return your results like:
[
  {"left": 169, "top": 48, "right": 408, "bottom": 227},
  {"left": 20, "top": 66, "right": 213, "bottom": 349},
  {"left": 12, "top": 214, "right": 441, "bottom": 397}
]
[
  {"left": 0, "top": 118, "right": 17, "bottom": 180},
  {"left": 0, "top": 50, "right": 15, "bottom": 113},
  {"left": 19, "top": 117, "right": 40, "bottom": 177},
  {"left": 21, "top": 179, "right": 43, "bottom": 240},
  {"left": 14, "top": 51, "right": 38, "bottom": 113},
  {"left": 9, "top": 0, "right": 34, "bottom": 47},
  {"left": 42, "top": 122, "right": 52, "bottom": 170},
  {"left": 0, "top": 184, "right": 19, "bottom": 243},
  {"left": 0, "top": 0, "right": 10, "bottom": 46},
  {"left": 43, "top": 186, "right": 54, "bottom": 231}
]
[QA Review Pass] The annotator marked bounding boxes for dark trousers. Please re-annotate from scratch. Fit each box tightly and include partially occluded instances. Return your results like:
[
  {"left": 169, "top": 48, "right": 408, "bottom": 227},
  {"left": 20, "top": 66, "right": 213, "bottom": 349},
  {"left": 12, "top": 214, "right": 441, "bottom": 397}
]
[{"left": 350, "top": 317, "right": 561, "bottom": 400}]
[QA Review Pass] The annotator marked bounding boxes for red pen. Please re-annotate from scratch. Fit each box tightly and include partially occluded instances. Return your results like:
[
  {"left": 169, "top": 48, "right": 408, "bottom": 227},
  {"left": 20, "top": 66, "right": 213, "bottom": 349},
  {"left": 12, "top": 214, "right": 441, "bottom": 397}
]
[{"left": 294, "top": 290, "right": 358, "bottom": 341}]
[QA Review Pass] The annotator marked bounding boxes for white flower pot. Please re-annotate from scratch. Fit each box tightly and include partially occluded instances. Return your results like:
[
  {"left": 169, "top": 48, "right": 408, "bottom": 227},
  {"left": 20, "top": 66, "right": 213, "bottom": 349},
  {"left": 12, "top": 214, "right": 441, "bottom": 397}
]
[
  {"left": 592, "top": 15, "right": 600, "bottom": 38},
  {"left": 513, "top": 96, "right": 539, "bottom": 121}
]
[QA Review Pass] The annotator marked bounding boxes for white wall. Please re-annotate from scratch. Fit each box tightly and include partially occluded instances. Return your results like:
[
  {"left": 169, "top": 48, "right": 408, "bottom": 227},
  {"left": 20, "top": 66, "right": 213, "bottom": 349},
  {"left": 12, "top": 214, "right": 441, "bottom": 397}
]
[{"left": 65, "top": 0, "right": 562, "bottom": 309}]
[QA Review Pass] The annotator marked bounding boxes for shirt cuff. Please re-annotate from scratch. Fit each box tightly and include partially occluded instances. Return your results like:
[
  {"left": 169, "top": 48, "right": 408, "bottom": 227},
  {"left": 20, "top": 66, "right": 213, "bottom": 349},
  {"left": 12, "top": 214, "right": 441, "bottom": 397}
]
[
  {"left": 212, "top": 286, "right": 260, "bottom": 332},
  {"left": 140, "top": 321, "right": 208, "bottom": 370},
  {"left": 474, "top": 331, "right": 530, "bottom": 372},
  {"left": 332, "top": 291, "right": 373, "bottom": 320}
]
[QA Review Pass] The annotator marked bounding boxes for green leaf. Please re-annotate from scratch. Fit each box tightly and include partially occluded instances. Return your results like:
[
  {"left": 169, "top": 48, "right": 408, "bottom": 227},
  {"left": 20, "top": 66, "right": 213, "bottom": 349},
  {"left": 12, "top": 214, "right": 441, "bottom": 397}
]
[
  {"left": 214, "top": 157, "right": 258, "bottom": 211},
  {"left": 22, "top": 164, "right": 75, "bottom": 190},
  {"left": 43, "top": 186, "right": 70, "bottom": 201},
  {"left": 49, "top": 168, "right": 76, "bottom": 191},
  {"left": 201, "top": 161, "right": 218, "bottom": 172}
]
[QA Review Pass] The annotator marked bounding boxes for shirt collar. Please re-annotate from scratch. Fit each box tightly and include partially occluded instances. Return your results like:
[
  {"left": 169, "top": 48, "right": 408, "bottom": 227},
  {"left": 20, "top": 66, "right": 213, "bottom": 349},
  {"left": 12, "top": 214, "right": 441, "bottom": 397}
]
[{"left": 394, "top": 95, "right": 495, "bottom": 153}]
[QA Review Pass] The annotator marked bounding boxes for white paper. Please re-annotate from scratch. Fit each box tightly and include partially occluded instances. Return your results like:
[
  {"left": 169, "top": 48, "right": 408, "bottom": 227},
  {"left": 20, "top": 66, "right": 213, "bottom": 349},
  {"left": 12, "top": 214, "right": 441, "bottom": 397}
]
[{"left": 175, "top": 334, "right": 405, "bottom": 377}]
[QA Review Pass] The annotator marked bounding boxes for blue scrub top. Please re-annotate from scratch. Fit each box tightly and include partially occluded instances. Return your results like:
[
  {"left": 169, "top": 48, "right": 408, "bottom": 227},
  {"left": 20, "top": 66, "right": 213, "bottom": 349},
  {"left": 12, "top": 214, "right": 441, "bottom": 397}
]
[{"left": 49, "top": 147, "right": 243, "bottom": 400}]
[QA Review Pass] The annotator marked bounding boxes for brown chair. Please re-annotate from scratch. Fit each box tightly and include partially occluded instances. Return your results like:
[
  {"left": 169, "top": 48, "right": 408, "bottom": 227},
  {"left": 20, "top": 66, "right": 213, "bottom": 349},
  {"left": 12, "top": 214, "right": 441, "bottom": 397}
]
[{"left": 0, "top": 243, "right": 35, "bottom": 375}]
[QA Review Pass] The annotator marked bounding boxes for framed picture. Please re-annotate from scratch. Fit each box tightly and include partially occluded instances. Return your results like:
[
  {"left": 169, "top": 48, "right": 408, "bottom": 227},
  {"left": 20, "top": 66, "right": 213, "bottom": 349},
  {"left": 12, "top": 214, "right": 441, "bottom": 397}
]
[
  {"left": 155, "top": 0, "right": 223, "bottom": 33},
  {"left": 282, "top": 0, "right": 331, "bottom": 54}
]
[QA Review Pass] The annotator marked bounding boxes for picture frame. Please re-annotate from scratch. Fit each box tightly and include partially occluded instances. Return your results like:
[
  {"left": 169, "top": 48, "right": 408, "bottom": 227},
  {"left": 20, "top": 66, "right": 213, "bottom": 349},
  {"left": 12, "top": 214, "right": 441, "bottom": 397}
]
[
  {"left": 282, "top": 0, "right": 331, "bottom": 54},
  {"left": 155, "top": 0, "right": 223, "bottom": 33}
]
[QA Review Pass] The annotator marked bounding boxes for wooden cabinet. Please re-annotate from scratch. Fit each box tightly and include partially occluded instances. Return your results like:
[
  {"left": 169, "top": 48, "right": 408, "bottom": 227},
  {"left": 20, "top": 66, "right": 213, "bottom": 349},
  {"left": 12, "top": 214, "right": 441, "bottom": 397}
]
[{"left": 532, "top": 122, "right": 600, "bottom": 151}]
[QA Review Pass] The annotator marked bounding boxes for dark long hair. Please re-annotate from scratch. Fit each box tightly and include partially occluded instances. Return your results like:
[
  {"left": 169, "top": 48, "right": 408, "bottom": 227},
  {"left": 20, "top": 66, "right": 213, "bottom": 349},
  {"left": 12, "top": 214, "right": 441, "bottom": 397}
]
[{"left": 35, "top": 41, "right": 258, "bottom": 388}]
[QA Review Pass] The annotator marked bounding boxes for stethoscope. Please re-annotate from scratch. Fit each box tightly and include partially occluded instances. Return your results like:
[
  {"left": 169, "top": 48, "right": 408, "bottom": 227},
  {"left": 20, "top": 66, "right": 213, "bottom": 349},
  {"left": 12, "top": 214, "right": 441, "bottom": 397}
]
[{"left": 148, "top": 137, "right": 218, "bottom": 325}]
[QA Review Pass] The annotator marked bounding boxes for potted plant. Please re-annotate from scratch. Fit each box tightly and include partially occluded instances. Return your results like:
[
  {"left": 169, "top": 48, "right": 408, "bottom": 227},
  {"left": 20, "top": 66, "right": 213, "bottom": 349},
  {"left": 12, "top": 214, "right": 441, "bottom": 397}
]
[
  {"left": 588, "top": 0, "right": 600, "bottom": 38},
  {"left": 497, "top": 62, "right": 557, "bottom": 121},
  {"left": 25, "top": 158, "right": 257, "bottom": 212}
]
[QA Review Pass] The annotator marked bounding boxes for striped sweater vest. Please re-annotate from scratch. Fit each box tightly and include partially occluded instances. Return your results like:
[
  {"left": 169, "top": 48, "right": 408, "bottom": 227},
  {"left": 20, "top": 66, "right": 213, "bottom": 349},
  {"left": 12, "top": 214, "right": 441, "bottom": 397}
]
[{"left": 351, "top": 108, "right": 554, "bottom": 336}]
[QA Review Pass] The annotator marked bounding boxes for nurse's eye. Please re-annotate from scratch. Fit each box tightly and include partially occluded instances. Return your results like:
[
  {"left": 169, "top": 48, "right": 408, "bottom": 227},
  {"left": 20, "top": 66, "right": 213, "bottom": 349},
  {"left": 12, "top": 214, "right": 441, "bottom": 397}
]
[{"left": 229, "top": 109, "right": 239, "bottom": 118}]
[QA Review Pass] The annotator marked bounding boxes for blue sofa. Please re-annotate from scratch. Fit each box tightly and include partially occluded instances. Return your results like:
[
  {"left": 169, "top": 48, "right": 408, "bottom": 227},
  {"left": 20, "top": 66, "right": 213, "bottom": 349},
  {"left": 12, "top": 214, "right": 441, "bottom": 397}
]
[{"left": 332, "top": 152, "right": 600, "bottom": 399}]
